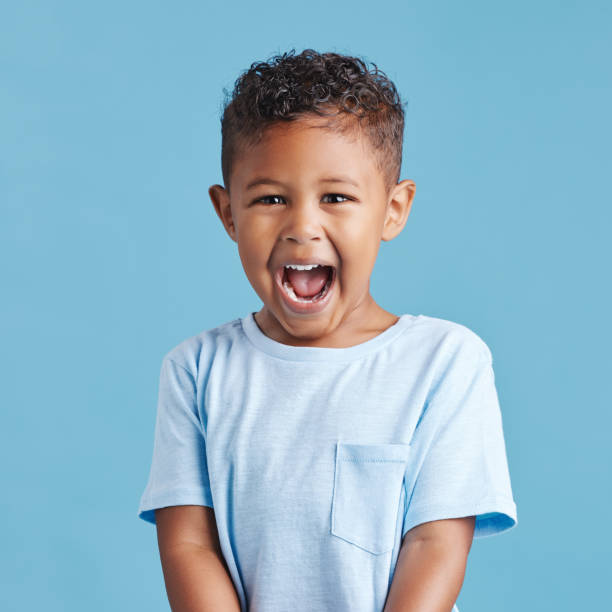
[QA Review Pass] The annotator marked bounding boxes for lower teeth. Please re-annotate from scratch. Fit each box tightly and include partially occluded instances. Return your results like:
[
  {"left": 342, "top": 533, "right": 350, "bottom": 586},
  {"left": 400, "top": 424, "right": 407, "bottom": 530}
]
[{"left": 282, "top": 279, "right": 329, "bottom": 303}]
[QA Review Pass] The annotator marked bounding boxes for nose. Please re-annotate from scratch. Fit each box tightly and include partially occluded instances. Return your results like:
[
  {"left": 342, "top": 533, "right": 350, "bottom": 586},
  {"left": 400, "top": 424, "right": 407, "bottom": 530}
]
[{"left": 279, "top": 200, "right": 322, "bottom": 244}]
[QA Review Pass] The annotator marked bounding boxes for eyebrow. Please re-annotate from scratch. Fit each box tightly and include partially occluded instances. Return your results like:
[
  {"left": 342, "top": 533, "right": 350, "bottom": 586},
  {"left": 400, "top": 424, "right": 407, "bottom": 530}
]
[
  {"left": 246, "top": 178, "right": 286, "bottom": 190},
  {"left": 321, "top": 176, "right": 360, "bottom": 188},
  {"left": 245, "top": 176, "right": 360, "bottom": 190}
]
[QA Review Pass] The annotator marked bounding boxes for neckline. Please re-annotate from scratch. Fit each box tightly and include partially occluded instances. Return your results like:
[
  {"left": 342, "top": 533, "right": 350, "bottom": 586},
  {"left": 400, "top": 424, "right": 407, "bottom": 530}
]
[{"left": 240, "top": 311, "right": 419, "bottom": 362}]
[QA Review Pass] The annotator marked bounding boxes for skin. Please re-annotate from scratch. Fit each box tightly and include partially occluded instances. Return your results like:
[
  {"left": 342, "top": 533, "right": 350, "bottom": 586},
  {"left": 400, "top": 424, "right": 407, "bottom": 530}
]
[
  {"left": 384, "top": 517, "right": 476, "bottom": 611},
  {"left": 209, "top": 114, "right": 416, "bottom": 348},
  {"left": 155, "top": 506, "right": 241, "bottom": 611}
]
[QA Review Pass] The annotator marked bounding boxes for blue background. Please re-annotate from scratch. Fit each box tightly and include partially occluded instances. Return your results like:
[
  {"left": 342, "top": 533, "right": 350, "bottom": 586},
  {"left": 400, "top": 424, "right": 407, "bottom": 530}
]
[{"left": 2, "top": 1, "right": 610, "bottom": 610}]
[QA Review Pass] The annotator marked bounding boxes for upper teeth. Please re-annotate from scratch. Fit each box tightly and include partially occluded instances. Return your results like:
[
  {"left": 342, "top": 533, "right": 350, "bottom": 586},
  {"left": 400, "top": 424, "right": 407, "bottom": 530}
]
[{"left": 285, "top": 264, "right": 324, "bottom": 270}]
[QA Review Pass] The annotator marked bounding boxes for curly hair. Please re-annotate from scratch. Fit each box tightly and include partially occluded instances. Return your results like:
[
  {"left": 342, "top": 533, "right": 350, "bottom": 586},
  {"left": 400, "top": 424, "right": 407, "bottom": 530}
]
[{"left": 219, "top": 49, "right": 405, "bottom": 191}]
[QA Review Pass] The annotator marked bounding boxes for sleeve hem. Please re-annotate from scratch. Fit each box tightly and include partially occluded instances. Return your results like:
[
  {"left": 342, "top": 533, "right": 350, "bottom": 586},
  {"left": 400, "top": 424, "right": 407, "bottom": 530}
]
[
  {"left": 138, "top": 487, "right": 214, "bottom": 525},
  {"left": 402, "top": 495, "right": 518, "bottom": 539}
]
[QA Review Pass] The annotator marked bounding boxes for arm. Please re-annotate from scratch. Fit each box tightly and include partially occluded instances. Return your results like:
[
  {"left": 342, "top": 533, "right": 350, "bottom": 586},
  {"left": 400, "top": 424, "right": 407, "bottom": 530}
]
[
  {"left": 383, "top": 516, "right": 476, "bottom": 612},
  {"left": 155, "top": 505, "right": 241, "bottom": 612}
]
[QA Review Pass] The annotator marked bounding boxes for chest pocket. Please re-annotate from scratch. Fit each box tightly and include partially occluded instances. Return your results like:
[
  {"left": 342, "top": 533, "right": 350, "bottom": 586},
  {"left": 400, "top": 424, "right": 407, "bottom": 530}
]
[{"left": 331, "top": 441, "right": 410, "bottom": 555}]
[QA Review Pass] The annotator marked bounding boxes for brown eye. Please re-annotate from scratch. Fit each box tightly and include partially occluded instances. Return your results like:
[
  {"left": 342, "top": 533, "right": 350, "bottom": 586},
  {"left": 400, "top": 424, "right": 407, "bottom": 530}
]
[
  {"left": 257, "top": 195, "right": 285, "bottom": 205},
  {"left": 323, "top": 194, "right": 350, "bottom": 204}
]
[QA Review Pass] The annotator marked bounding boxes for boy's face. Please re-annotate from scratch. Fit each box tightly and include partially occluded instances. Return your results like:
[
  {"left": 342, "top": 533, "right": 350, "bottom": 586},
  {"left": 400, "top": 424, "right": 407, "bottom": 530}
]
[{"left": 209, "top": 116, "right": 415, "bottom": 347}]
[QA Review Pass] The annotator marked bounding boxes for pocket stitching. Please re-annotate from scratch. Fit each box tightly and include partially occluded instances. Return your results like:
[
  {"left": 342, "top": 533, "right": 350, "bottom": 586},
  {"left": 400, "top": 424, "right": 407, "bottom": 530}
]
[{"left": 331, "top": 442, "right": 409, "bottom": 555}]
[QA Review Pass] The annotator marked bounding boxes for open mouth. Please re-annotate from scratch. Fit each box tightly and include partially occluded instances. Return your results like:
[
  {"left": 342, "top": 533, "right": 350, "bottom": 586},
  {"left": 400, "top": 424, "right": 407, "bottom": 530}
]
[{"left": 275, "top": 264, "right": 336, "bottom": 308}]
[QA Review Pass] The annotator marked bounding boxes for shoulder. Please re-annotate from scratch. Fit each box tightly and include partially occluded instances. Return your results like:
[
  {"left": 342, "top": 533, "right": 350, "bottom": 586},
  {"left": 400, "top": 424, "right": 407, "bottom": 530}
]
[
  {"left": 411, "top": 313, "right": 493, "bottom": 365},
  {"left": 161, "top": 316, "right": 246, "bottom": 377},
  {"left": 409, "top": 315, "right": 497, "bottom": 413}
]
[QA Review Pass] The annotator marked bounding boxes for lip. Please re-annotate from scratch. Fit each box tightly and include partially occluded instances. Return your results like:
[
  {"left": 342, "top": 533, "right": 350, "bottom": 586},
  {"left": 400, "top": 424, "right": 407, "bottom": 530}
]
[
  {"left": 274, "top": 264, "right": 336, "bottom": 315},
  {"left": 275, "top": 257, "right": 336, "bottom": 270}
]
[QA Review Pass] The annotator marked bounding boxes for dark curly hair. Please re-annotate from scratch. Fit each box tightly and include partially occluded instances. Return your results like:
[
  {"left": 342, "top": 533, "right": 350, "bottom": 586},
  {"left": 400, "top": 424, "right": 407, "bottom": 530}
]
[{"left": 219, "top": 48, "right": 405, "bottom": 191}]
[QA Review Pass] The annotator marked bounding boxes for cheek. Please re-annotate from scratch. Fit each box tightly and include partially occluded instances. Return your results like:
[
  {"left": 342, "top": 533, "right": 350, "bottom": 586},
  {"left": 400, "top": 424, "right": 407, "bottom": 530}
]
[
  {"left": 335, "top": 211, "right": 383, "bottom": 247},
  {"left": 236, "top": 236, "right": 273, "bottom": 286},
  {"left": 237, "top": 238, "right": 262, "bottom": 272},
  {"left": 238, "top": 214, "right": 275, "bottom": 247},
  {"left": 334, "top": 215, "right": 382, "bottom": 273}
]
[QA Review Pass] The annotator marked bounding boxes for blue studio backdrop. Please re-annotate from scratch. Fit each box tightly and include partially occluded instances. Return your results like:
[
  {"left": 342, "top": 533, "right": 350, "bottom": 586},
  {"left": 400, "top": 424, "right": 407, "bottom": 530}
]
[{"left": 1, "top": 1, "right": 610, "bottom": 610}]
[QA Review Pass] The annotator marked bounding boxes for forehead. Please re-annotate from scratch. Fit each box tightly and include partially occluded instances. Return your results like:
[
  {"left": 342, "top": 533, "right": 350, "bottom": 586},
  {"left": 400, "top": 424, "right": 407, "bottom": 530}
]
[{"left": 229, "top": 117, "right": 384, "bottom": 192}]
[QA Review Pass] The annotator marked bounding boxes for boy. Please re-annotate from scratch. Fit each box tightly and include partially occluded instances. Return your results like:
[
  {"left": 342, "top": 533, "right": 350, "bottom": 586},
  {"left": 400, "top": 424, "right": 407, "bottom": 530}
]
[{"left": 138, "top": 49, "right": 518, "bottom": 612}]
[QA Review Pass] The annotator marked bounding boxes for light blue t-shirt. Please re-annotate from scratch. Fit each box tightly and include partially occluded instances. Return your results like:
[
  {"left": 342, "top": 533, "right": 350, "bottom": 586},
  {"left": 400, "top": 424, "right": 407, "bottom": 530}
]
[{"left": 138, "top": 312, "right": 518, "bottom": 612}]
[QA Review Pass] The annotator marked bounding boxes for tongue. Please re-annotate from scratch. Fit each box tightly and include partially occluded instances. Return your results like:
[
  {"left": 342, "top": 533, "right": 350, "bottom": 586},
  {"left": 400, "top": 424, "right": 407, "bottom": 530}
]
[{"left": 285, "top": 266, "right": 329, "bottom": 298}]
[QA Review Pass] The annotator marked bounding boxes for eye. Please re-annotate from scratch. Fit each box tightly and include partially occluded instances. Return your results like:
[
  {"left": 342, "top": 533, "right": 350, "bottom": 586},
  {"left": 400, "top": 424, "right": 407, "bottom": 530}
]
[
  {"left": 322, "top": 193, "right": 351, "bottom": 204},
  {"left": 255, "top": 195, "right": 286, "bottom": 205}
]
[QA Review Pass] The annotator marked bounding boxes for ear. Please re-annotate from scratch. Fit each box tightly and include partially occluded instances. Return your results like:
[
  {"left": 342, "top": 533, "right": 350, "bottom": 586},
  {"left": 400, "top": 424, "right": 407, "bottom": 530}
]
[
  {"left": 381, "top": 179, "right": 416, "bottom": 242},
  {"left": 209, "top": 184, "right": 237, "bottom": 242}
]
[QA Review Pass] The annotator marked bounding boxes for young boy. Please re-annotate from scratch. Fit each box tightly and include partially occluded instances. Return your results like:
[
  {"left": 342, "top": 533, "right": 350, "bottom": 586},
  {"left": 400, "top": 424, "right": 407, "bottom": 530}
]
[{"left": 137, "top": 49, "right": 518, "bottom": 612}]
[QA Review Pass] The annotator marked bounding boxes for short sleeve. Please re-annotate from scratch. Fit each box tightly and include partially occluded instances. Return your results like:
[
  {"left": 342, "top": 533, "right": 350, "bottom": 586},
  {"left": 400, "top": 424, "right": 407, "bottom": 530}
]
[
  {"left": 402, "top": 340, "right": 517, "bottom": 539},
  {"left": 137, "top": 356, "right": 213, "bottom": 525}
]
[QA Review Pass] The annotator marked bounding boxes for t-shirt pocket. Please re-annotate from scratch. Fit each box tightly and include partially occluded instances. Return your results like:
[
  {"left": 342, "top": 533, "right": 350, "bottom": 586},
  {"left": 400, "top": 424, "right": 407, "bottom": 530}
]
[{"left": 331, "top": 441, "right": 411, "bottom": 555}]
